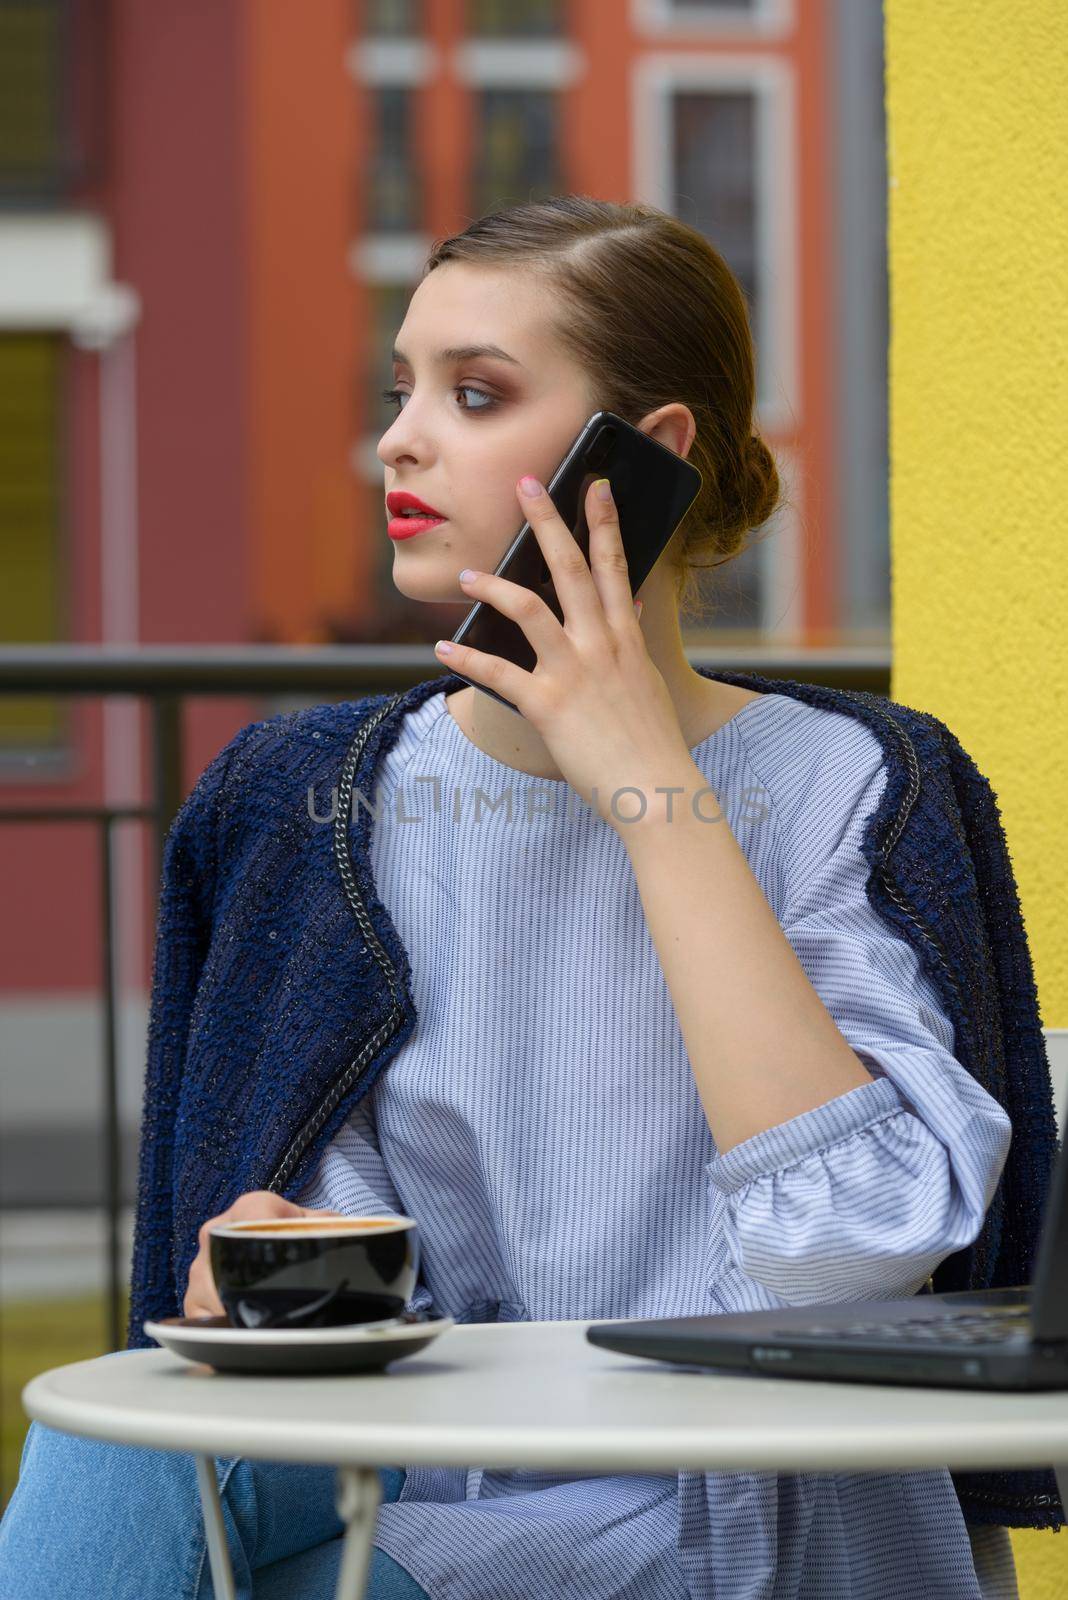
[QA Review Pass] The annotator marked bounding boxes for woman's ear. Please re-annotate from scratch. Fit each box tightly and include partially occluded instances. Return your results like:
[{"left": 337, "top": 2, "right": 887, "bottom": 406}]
[{"left": 636, "top": 403, "right": 696, "bottom": 460}]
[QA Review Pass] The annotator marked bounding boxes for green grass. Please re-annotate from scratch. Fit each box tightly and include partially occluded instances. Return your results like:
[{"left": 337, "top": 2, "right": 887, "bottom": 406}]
[{"left": 1, "top": 1291, "right": 131, "bottom": 1510}]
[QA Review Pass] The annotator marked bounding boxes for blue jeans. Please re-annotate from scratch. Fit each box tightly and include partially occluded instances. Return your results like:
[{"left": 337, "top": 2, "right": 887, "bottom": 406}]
[{"left": 0, "top": 1375, "right": 430, "bottom": 1600}]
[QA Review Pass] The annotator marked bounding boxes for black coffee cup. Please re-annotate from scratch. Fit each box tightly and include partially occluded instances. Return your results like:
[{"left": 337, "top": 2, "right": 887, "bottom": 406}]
[{"left": 208, "top": 1215, "right": 420, "bottom": 1331}]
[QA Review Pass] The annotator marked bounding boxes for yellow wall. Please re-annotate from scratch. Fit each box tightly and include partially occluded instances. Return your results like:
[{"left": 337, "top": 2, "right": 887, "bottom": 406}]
[{"left": 884, "top": 2, "right": 1067, "bottom": 1592}]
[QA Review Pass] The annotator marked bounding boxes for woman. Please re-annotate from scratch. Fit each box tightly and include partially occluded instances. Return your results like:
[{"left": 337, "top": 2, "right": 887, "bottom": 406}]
[{"left": 0, "top": 196, "right": 1025, "bottom": 1598}]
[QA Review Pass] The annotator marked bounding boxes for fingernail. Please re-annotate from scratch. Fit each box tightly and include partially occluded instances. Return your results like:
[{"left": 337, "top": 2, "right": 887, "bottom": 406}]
[
  {"left": 633, "top": 599, "right": 643, "bottom": 619},
  {"left": 518, "top": 475, "right": 541, "bottom": 497},
  {"left": 595, "top": 478, "right": 612, "bottom": 501},
  {"left": 436, "top": 640, "right": 454, "bottom": 655}
]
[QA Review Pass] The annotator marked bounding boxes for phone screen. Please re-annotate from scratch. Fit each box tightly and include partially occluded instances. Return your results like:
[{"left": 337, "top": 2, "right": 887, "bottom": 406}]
[{"left": 448, "top": 410, "right": 702, "bottom": 714}]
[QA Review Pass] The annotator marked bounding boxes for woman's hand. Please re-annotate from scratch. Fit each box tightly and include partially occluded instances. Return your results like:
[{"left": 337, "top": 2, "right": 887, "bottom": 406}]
[
  {"left": 435, "top": 475, "right": 693, "bottom": 830},
  {"left": 183, "top": 1191, "right": 346, "bottom": 1319}
]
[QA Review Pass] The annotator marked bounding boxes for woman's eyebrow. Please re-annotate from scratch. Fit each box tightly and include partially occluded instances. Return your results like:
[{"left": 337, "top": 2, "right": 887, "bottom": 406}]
[{"left": 391, "top": 343, "right": 525, "bottom": 369}]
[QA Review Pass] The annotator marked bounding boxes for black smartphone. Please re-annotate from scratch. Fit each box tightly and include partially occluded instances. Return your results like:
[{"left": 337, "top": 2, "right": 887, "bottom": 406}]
[{"left": 447, "top": 409, "right": 702, "bottom": 715}]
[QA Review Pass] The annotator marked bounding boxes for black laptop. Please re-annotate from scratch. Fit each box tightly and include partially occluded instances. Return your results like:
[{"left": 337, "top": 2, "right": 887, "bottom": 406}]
[{"left": 587, "top": 1123, "right": 1068, "bottom": 1390}]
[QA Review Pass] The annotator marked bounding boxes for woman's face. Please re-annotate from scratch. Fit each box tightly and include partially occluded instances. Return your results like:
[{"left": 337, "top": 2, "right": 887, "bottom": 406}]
[{"left": 377, "top": 262, "right": 600, "bottom": 603}]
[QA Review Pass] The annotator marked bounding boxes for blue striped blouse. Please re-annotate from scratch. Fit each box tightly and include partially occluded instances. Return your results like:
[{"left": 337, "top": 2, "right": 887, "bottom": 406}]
[{"left": 296, "top": 687, "right": 1019, "bottom": 1600}]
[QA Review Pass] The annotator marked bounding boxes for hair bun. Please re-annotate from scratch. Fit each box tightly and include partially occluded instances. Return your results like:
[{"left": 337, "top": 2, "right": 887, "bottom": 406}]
[{"left": 738, "top": 434, "right": 779, "bottom": 530}]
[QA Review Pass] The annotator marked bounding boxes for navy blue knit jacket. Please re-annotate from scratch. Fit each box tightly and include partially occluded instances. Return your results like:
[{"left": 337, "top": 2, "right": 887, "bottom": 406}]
[{"left": 126, "top": 667, "right": 1063, "bottom": 1532}]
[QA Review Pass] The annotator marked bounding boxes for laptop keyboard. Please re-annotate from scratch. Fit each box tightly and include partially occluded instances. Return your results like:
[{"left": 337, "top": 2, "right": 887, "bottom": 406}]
[{"left": 774, "top": 1309, "right": 1031, "bottom": 1345}]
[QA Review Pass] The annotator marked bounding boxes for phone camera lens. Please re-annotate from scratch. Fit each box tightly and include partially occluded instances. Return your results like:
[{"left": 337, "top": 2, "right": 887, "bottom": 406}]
[{"left": 585, "top": 425, "right": 615, "bottom": 471}]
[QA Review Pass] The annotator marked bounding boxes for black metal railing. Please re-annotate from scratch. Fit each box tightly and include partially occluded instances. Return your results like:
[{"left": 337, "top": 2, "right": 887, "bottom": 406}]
[{"left": 0, "top": 642, "right": 891, "bottom": 1351}]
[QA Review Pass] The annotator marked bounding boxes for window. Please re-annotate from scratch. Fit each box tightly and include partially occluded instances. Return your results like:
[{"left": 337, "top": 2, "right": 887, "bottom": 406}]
[
  {"left": 681, "top": 448, "right": 802, "bottom": 638},
  {"left": 697, "top": 532, "right": 763, "bottom": 632},
  {"left": 0, "top": 0, "right": 105, "bottom": 205},
  {"left": 472, "top": 89, "right": 560, "bottom": 215},
  {"left": 0, "top": 0, "right": 66, "bottom": 202},
  {"left": 466, "top": 0, "right": 562, "bottom": 36},
  {"left": 361, "top": 0, "right": 422, "bottom": 36},
  {"left": 634, "top": 55, "right": 796, "bottom": 430},
  {"left": 0, "top": 335, "right": 67, "bottom": 750},
  {"left": 633, "top": 0, "right": 792, "bottom": 34},
  {"left": 365, "top": 86, "right": 421, "bottom": 232},
  {"left": 672, "top": 90, "right": 759, "bottom": 337},
  {"left": 365, "top": 280, "right": 416, "bottom": 436},
  {"left": 668, "top": 0, "right": 757, "bottom": 9}
]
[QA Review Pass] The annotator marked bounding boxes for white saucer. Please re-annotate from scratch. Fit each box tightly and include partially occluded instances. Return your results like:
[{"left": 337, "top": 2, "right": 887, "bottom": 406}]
[{"left": 144, "top": 1313, "right": 454, "bottom": 1375}]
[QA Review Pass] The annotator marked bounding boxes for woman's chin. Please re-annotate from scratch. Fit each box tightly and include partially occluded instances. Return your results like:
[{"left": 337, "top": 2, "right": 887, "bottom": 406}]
[{"left": 389, "top": 572, "right": 464, "bottom": 605}]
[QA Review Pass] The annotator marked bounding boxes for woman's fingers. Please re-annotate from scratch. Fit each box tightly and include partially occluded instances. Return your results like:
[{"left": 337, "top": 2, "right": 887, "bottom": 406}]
[
  {"left": 183, "top": 1238, "right": 225, "bottom": 1318},
  {"left": 436, "top": 471, "right": 640, "bottom": 697},
  {"left": 451, "top": 566, "right": 562, "bottom": 707},
  {"left": 183, "top": 1267, "right": 223, "bottom": 1319},
  {"left": 513, "top": 475, "right": 604, "bottom": 631},
  {"left": 437, "top": 566, "right": 543, "bottom": 709},
  {"left": 584, "top": 477, "right": 635, "bottom": 625},
  {"left": 184, "top": 1192, "right": 347, "bottom": 1319}
]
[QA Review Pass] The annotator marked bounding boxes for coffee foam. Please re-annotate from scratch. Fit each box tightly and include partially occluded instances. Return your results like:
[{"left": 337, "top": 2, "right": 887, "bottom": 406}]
[{"left": 211, "top": 1216, "right": 415, "bottom": 1239}]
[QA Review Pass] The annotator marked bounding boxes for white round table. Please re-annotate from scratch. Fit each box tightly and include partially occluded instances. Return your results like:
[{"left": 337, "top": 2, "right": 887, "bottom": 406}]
[{"left": 23, "top": 1319, "right": 1068, "bottom": 1600}]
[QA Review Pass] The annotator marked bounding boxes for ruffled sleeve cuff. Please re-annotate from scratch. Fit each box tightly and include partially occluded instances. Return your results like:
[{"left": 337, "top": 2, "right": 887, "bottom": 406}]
[
  {"left": 704, "top": 1074, "right": 905, "bottom": 1194},
  {"left": 701, "top": 1067, "right": 1009, "bottom": 1306}
]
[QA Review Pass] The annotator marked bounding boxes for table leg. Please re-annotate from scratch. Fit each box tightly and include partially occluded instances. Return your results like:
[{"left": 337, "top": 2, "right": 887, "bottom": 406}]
[
  {"left": 194, "top": 1453, "right": 237, "bottom": 1600},
  {"left": 333, "top": 1466, "right": 383, "bottom": 1600}
]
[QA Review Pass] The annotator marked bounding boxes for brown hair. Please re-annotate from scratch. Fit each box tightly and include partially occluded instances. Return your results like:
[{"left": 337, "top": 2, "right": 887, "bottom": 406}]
[{"left": 422, "top": 194, "right": 782, "bottom": 619}]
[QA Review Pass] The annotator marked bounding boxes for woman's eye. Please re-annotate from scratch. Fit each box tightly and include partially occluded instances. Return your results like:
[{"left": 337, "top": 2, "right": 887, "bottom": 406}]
[{"left": 380, "top": 385, "right": 496, "bottom": 416}]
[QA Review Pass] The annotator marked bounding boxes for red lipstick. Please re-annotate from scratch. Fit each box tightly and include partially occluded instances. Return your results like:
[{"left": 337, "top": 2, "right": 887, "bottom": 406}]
[{"left": 386, "top": 490, "right": 448, "bottom": 541}]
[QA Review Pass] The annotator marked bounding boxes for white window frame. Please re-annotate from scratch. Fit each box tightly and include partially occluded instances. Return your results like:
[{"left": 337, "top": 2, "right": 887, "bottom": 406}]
[
  {"left": 345, "top": 39, "right": 438, "bottom": 86},
  {"left": 349, "top": 235, "right": 430, "bottom": 281},
  {"left": 450, "top": 39, "right": 585, "bottom": 88},
  {"left": 631, "top": 0, "right": 794, "bottom": 39},
  {"left": 632, "top": 51, "right": 798, "bottom": 433}
]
